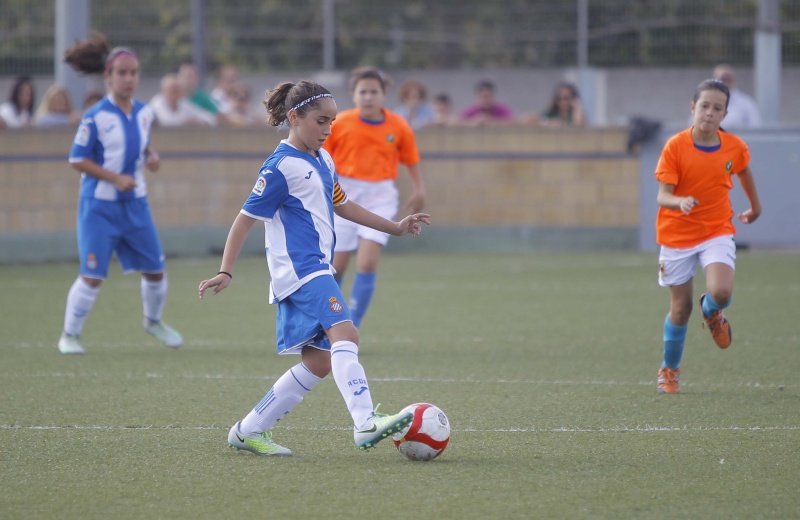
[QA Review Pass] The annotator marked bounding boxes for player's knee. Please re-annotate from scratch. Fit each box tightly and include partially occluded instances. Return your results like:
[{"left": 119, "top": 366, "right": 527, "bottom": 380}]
[{"left": 709, "top": 288, "right": 732, "bottom": 306}]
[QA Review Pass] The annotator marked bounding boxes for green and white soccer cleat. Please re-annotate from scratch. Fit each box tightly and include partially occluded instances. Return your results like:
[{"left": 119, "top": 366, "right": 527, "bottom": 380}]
[
  {"left": 354, "top": 404, "right": 414, "bottom": 450},
  {"left": 143, "top": 319, "right": 183, "bottom": 348},
  {"left": 57, "top": 333, "right": 85, "bottom": 355},
  {"left": 227, "top": 422, "right": 292, "bottom": 456}
]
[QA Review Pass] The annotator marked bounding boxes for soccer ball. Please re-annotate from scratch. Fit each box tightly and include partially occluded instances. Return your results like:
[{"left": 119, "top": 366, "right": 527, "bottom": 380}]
[{"left": 392, "top": 403, "right": 450, "bottom": 461}]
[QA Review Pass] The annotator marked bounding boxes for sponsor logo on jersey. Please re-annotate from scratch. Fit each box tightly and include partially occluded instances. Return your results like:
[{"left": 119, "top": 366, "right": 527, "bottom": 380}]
[
  {"left": 75, "top": 123, "right": 90, "bottom": 146},
  {"left": 725, "top": 161, "right": 733, "bottom": 173},
  {"left": 253, "top": 176, "right": 266, "bottom": 196},
  {"left": 87, "top": 253, "right": 98, "bottom": 270},
  {"left": 329, "top": 296, "right": 343, "bottom": 313}
]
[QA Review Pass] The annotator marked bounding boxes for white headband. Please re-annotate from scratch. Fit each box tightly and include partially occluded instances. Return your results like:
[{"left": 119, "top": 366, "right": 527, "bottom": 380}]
[{"left": 291, "top": 93, "right": 332, "bottom": 111}]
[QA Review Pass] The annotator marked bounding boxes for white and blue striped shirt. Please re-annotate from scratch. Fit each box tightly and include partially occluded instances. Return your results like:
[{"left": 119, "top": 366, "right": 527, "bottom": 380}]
[
  {"left": 69, "top": 95, "right": 154, "bottom": 201},
  {"left": 241, "top": 140, "right": 347, "bottom": 302}
]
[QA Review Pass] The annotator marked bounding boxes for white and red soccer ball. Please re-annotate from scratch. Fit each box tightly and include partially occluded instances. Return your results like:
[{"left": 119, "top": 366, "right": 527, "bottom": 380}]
[{"left": 392, "top": 403, "right": 450, "bottom": 461}]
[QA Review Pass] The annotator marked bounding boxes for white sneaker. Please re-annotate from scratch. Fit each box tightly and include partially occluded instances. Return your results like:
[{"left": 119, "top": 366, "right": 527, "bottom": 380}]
[
  {"left": 354, "top": 405, "right": 414, "bottom": 450},
  {"left": 227, "top": 422, "right": 292, "bottom": 456},
  {"left": 143, "top": 319, "right": 183, "bottom": 348},
  {"left": 57, "top": 333, "right": 85, "bottom": 355}
]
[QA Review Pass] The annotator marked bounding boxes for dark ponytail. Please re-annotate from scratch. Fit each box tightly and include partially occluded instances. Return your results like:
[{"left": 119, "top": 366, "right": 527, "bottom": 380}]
[{"left": 263, "top": 80, "right": 332, "bottom": 127}]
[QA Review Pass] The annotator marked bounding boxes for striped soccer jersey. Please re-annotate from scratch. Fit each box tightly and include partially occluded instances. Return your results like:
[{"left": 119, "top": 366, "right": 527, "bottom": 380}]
[
  {"left": 241, "top": 141, "right": 348, "bottom": 302},
  {"left": 69, "top": 95, "right": 154, "bottom": 201}
]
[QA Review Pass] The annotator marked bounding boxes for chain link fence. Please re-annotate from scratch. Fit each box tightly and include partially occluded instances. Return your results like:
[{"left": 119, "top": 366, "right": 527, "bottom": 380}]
[{"left": 2, "top": 0, "right": 799, "bottom": 76}]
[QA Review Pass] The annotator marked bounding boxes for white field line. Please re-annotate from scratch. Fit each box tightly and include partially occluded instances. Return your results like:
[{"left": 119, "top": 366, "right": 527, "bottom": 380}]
[
  {"left": 0, "top": 371, "right": 794, "bottom": 389},
  {"left": 1, "top": 424, "right": 798, "bottom": 433}
]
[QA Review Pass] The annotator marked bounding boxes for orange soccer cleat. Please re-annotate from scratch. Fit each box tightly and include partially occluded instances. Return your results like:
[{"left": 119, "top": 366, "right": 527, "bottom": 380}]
[
  {"left": 657, "top": 367, "right": 680, "bottom": 394},
  {"left": 700, "top": 295, "right": 732, "bottom": 349}
]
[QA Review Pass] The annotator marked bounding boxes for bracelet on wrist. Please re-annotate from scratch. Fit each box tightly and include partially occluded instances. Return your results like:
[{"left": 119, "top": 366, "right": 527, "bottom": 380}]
[{"left": 218, "top": 271, "right": 233, "bottom": 279}]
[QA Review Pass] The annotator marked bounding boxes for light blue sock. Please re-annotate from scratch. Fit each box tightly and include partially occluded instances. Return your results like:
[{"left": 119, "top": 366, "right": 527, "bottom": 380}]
[
  {"left": 701, "top": 292, "right": 730, "bottom": 318},
  {"left": 662, "top": 314, "right": 687, "bottom": 369},
  {"left": 349, "top": 272, "right": 376, "bottom": 328}
]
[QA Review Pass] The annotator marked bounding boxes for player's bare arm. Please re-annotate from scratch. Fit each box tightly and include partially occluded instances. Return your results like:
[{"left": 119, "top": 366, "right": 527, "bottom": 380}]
[
  {"left": 198, "top": 212, "right": 257, "bottom": 298},
  {"left": 735, "top": 166, "right": 762, "bottom": 224},
  {"left": 335, "top": 200, "right": 430, "bottom": 236},
  {"left": 657, "top": 182, "right": 698, "bottom": 215},
  {"left": 71, "top": 158, "right": 136, "bottom": 192}
]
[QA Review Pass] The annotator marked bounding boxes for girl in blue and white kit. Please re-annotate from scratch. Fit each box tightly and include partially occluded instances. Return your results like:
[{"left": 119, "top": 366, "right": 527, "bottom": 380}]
[
  {"left": 58, "top": 33, "right": 182, "bottom": 354},
  {"left": 198, "top": 80, "right": 430, "bottom": 455}
]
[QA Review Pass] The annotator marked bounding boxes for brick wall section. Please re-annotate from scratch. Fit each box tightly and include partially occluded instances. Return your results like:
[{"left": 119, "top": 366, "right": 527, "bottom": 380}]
[{"left": 0, "top": 126, "right": 638, "bottom": 234}]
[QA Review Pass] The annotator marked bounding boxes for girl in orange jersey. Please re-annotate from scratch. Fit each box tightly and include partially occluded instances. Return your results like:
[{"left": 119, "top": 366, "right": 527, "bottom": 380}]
[
  {"left": 323, "top": 67, "right": 426, "bottom": 328},
  {"left": 654, "top": 79, "right": 762, "bottom": 394}
]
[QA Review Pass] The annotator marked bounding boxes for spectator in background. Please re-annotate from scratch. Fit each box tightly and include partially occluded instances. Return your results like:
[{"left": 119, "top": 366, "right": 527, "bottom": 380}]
[
  {"left": 430, "top": 92, "right": 457, "bottom": 127},
  {"left": 0, "top": 75, "right": 35, "bottom": 128},
  {"left": 178, "top": 62, "right": 222, "bottom": 123},
  {"left": 713, "top": 64, "right": 761, "bottom": 128},
  {"left": 211, "top": 64, "right": 239, "bottom": 116},
  {"left": 83, "top": 91, "right": 105, "bottom": 113},
  {"left": 528, "top": 81, "right": 586, "bottom": 128},
  {"left": 223, "top": 82, "right": 261, "bottom": 127},
  {"left": 150, "top": 73, "right": 215, "bottom": 127},
  {"left": 394, "top": 79, "right": 436, "bottom": 130},
  {"left": 458, "top": 80, "right": 514, "bottom": 126},
  {"left": 34, "top": 84, "right": 80, "bottom": 127}
]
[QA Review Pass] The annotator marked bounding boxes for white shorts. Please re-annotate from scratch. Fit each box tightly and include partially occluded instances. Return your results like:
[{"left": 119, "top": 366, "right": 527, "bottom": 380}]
[
  {"left": 658, "top": 235, "right": 736, "bottom": 287},
  {"left": 334, "top": 177, "right": 399, "bottom": 251}
]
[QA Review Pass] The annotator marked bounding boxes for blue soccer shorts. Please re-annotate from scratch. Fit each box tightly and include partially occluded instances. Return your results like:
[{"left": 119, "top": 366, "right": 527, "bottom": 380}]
[
  {"left": 275, "top": 274, "right": 352, "bottom": 354},
  {"left": 77, "top": 197, "right": 165, "bottom": 279}
]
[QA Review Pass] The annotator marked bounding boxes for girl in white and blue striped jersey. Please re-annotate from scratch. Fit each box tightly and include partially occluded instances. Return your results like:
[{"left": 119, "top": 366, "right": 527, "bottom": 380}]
[
  {"left": 57, "top": 33, "right": 183, "bottom": 355},
  {"left": 198, "top": 80, "right": 430, "bottom": 455}
]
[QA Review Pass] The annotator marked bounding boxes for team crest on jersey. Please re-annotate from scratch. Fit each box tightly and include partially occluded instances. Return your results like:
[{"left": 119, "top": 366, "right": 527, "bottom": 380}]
[
  {"left": 87, "top": 253, "right": 97, "bottom": 270},
  {"left": 386, "top": 133, "right": 396, "bottom": 143},
  {"left": 725, "top": 161, "right": 733, "bottom": 173},
  {"left": 329, "top": 296, "right": 343, "bottom": 313},
  {"left": 75, "top": 123, "right": 90, "bottom": 146},
  {"left": 253, "top": 176, "right": 266, "bottom": 196}
]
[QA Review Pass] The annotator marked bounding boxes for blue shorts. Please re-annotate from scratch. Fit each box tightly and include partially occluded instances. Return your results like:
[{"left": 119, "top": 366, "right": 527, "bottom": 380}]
[
  {"left": 275, "top": 274, "right": 352, "bottom": 354},
  {"left": 77, "top": 197, "right": 165, "bottom": 279}
]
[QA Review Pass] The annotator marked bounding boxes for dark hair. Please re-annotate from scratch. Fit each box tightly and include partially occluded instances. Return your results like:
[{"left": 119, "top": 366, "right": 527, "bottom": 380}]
[
  {"left": 64, "top": 31, "right": 137, "bottom": 75},
  {"left": 434, "top": 92, "right": 451, "bottom": 105},
  {"left": 475, "top": 80, "right": 496, "bottom": 92},
  {"left": 694, "top": 78, "right": 730, "bottom": 109},
  {"left": 544, "top": 82, "right": 579, "bottom": 119},
  {"left": 8, "top": 75, "right": 35, "bottom": 113},
  {"left": 397, "top": 79, "right": 428, "bottom": 103},
  {"left": 263, "top": 80, "right": 332, "bottom": 127},
  {"left": 349, "top": 67, "right": 392, "bottom": 93}
]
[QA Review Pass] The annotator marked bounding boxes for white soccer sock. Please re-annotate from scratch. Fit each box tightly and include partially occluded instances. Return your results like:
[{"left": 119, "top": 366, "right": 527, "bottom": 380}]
[
  {"left": 240, "top": 363, "right": 322, "bottom": 435},
  {"left": 330, "top": 340, "right": 374, "bottom": 429},
  {"left": 63, "top": 277, "right": 100, "bottom": 336},
  {"left": 141, "top": 275, "right": 167, "bottom": 323}
]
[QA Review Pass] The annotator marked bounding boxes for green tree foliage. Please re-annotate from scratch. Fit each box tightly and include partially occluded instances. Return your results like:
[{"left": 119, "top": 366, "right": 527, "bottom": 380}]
[{"left": 1, "top": 0, "right": 798, "bottom": 76}]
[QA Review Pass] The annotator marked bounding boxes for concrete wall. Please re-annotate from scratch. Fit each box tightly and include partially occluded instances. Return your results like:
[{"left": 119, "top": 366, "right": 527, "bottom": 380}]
[
  {"left": 638, "top": 126, "right": 800, "bottom": 251},
  {"left": 0, "top": 126, "right": 638, "bottom": 263}
]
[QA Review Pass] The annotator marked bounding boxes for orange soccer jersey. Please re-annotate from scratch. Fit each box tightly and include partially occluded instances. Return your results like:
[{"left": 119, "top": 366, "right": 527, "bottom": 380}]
[
  {"left": 324, "top": 108, "right": 420, "bottom": 182},
  {"left": 655, "top": 128, "right": 750, "bottom": 249}
]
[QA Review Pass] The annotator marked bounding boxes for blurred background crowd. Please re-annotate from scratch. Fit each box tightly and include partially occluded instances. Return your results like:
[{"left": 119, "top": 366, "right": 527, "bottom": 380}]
[{"left": 1, "top": 0, "right": 798, "bottom": 132}]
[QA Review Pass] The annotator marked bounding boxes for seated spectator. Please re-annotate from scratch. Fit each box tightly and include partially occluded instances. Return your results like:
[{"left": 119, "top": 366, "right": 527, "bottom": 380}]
[
  {"left": 82, "top": 91, "right": 105, "bottom": 112},
  {"left": 394, "top": 79, "right": 436, "bottom": 130},
  {"left": 211, "top": 64, "right": 240, "bottom": 116},
  {"left": 0, "top": 75, "right": 35, "bottom": 128},
  {"left": 458, "top": 80, "right": 515, "bottom": 126},
  {"left": 178, "top": 62, "right": 221, "bottom": 122},
  {"left": 34, "top": 84, "right": 80, "bottom": 127},
  {"left": 224, "top": 82, "right": 262, "bottom": 127},
  {"left": 431, "top": 92, "right": 458, "bottom": 127},
  {"left": 529, "top": 82, "right": 586, "bottom": 128},
  {"left": 713, "top": 64, "right": 761, "bottom": 128},
  {"left": 149, "top": 73, "right": 215, "bottom": 127}
]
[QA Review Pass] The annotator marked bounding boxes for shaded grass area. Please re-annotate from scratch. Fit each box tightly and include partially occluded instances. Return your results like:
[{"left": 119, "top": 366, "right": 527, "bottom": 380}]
[{"left": 2, "top": 251, "right": 799, "bottom": 519}]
